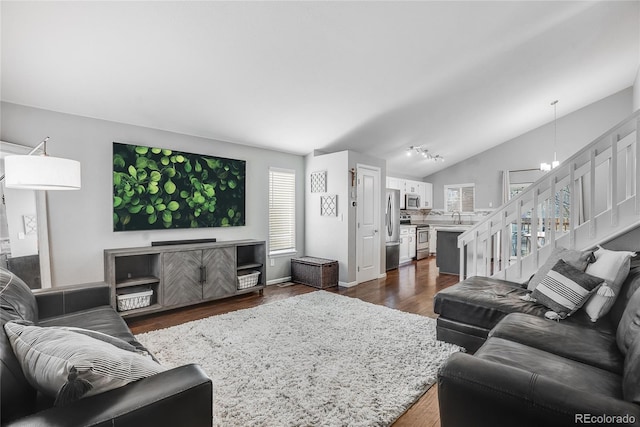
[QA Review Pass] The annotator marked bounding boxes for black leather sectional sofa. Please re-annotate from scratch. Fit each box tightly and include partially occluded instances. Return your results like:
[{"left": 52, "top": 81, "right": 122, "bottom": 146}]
[
  {"left": 1, "top": 268, "right": 213, "bottom": 426},
  {"left": 435, "top": 264, "right": 640, "bottom": 426}
]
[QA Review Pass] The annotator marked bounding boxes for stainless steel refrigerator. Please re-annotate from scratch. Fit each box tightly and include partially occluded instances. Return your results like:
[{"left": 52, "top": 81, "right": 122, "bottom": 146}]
[{"left": 385, "top": 188, "right": 401, "bottom": 270}]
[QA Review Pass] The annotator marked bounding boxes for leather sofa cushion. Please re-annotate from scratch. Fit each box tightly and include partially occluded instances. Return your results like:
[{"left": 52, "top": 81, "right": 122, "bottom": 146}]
[
  {"left": 610, "top": 266, "right": 640, "bottom": 328},
  {"left": 434, "top": 277, "right": 549, "bottom": 330},
  {"left": 38, "top": 306, "right": 149, "bottom": 355},
  {"left": 616, "top": 286, "right": 640, "bottom": 355},
  {"left": 477, "top": 337, "right": 623, "bottom": 399},
  {"left": 1, "top": 268, "right": 39, "bottom": 422},
  {"left": 490, "top": 313, "right": 624, "bottom": 374},
  {"left": 623, "top": 333, "right": 640, "bottom": 403}
]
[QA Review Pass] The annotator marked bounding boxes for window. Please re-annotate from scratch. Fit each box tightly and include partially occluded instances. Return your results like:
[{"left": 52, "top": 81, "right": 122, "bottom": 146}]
[
  {"left": 269, "top": 168, "right": 296, "bottom": 255},
  {"left": 444, "top": 184, "right": 475, "bottom": 213}
]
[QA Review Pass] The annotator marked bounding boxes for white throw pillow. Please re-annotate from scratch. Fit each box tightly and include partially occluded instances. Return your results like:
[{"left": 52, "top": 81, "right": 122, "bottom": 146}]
[
  {"left": 583, "top": 246, "right": 636, "bottom": 322},
  {"left": 3, "top": 321, "right": 165, "bottom": 406}
]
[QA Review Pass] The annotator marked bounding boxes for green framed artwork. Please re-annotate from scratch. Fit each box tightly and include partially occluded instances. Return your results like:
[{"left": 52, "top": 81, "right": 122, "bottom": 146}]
[{"left": 113, "top": 142, "right": 245, "bottom": 231}]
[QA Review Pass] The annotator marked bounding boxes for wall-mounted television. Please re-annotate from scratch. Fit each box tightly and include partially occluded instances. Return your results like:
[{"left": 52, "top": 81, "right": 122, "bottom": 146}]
[{"left": 113, "top": 142, "right": 245, "bottom": 231}]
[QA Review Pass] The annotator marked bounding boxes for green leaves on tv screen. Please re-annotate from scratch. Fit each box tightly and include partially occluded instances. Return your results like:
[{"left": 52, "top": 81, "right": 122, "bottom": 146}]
[{"left": 112, "top": 142, "right": 245, "bottom": 231}]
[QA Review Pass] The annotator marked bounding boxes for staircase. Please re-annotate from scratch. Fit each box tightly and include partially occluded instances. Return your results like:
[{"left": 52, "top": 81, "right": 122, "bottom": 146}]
[{"left": 458, "top": 110, "right": 640, "bottom": 282}]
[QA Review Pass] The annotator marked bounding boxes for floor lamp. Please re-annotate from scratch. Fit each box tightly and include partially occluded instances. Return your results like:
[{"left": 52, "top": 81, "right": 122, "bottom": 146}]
[
  {"left": 1, "top": 137, "right": 81, "bottom": 190},
  {"left": 1, "top": 137, "right": 81, "bottom": 288}
]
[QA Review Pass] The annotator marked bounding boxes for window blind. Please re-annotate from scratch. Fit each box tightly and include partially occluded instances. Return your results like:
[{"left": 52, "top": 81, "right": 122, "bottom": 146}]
[
  {"left": 269, "top": 168, "right": 296, "bottom": 254},
  {"left": 461, "top": 186, "right": 474, "bottom": 212},
  {"left": 445, "top": 184, "right": 475, "bottom": 213}
]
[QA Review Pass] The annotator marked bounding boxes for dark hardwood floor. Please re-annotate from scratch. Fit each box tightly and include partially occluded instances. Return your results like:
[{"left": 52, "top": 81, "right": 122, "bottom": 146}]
[{"left": 127, "top": 256, "right": 459, "bottom": 427}]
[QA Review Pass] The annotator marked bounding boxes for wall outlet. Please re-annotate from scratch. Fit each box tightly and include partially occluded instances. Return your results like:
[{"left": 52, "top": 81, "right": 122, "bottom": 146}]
[{"left": 270, "top": 258, "right": 275, "bottom": 267}]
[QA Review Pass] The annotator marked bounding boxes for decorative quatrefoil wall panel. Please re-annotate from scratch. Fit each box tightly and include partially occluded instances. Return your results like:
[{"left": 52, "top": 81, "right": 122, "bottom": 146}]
[
  {"left": 321, "top": 195, "right": 337, "bottom": 217},
  {"left": 310, "top": 170, "right": 327, "bottom": 193}
]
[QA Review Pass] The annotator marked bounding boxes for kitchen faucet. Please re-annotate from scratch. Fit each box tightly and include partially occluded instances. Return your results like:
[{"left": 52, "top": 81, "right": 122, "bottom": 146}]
[{"left": 452, "top": 210, "right": 462, "bottom": 225}]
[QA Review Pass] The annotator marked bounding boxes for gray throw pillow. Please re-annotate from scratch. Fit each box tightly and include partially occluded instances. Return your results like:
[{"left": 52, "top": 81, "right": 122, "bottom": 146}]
[
  {"left": 527, "top": 247, "right": 595, "bottom": 291},
  {"left": 3, "top": 321, "right": 165, "bottom": 406},
  {"left": 531, "top": 259, "right": 603, "bottom": 319},
  {"left": 55, "top": 326, "right": 154, "bottom": 358},
  {"left": 617, "top": 287, "right": 640, "bottom": 355},
  {"left": 0, "top": 267, "right": 38, "bottom": 322}
]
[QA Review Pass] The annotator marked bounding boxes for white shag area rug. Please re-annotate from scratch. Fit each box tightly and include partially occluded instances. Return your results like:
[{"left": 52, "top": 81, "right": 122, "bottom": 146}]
[{"left": 136, "top": 291, "right": 461, "bottom": 426}]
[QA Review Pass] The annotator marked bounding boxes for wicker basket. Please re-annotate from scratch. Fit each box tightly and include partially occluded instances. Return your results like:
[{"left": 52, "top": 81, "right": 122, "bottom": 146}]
[
  {"left": 238, "top": 270, "right": 260, "bottom": 290},
  {"left": 117, "top": 289, "right": 153, "bottom": 311},
  {"left": 291, "top": 257, "right": 338, "bottom": 289}
]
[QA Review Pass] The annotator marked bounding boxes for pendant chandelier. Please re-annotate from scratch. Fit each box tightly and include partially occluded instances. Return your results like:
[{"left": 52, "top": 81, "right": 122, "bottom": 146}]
[{"left": 540, "top": 100, "right": 560, "bottom": 172}]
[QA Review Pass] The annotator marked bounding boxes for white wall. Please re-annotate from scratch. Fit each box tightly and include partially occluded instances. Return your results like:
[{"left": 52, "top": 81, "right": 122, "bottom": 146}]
[
  {"left": 425, "top": 88, "right": 634, "bottom": 209},
  {"left": 635, "top": 4, "right": 640, "bottom": 112},
  {"left": 634, "top": 66, "right": 640, "bottom": 112},
  {"left": 3, "top": 187, "right": 38, "bottom": 257},
  {"left": 304, "top": 151, "right": 350, "bottom": 283},
  {"left": 1, "top": 102, "right": 306, "bottom": 286},
  {"left": 304, "top": 150, "right": 386, "bottom": 285}
]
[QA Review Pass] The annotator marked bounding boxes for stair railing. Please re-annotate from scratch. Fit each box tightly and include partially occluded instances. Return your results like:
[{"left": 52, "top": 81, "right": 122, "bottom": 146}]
[{"left": 458, "top": 110, "right": 640, "bottom": 282}]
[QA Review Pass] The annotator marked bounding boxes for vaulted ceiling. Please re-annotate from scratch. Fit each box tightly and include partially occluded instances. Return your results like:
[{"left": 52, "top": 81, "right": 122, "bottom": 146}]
[{"left": 2, "top": 1, "right": 639, "bottom": 178}]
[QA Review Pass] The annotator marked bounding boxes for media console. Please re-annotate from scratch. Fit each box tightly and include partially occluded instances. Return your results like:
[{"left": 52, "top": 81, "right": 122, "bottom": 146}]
[{"left": 104, "top": 239, "right": 265, "bottom": 318}]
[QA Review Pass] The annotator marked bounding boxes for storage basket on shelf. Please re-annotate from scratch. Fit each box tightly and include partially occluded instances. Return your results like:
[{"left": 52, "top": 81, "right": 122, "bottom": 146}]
[
  {"left": 238, "top": 270, "right": 260, "bottom": 290},
  {"left": 116, "top": 289, "right": 153, "bottom": 312}
]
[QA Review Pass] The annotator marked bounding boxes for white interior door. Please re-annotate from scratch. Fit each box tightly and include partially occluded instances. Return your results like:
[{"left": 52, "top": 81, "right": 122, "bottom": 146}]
[{"left": 357, "top": 165, "right": 380, "bottom": 283}]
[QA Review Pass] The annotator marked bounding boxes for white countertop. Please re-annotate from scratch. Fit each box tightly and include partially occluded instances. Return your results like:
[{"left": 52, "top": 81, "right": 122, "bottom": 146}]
[{"left": 430, "top": 224, "right": 473, "bottom": 232}]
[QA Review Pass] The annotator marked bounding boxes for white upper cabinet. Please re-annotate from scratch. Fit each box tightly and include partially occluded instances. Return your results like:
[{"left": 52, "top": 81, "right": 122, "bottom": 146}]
[
  {"left": 386, "top": 176, "right": 432, "bottom": 210},
  {"left": 386, "top": 177, "right": 400, "bottom": 190},
  {"left": 386, "top": 177, "right": 405, "bottom": 209},
  {"left": 422, "top": 182, "right": 433, "bottom": 209}
]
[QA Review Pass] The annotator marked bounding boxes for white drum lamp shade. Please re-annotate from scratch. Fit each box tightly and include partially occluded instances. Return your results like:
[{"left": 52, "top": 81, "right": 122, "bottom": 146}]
[{"left": 4, "top": 155, "right": 81, "bottom": 190}]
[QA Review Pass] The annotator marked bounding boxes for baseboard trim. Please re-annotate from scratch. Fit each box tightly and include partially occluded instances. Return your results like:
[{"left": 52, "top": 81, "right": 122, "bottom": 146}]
[
  {"left": 267, "top": 276, "right": 291, "bottom": 286},
  {"left": 339, "top": 280, "right": 358, "bottom": 288}
]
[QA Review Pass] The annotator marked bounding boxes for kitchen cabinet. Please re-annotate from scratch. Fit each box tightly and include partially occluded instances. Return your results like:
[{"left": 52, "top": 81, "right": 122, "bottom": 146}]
[
  {"left": 408, "top": 227, "right": 416, "bottom": 259},
  {"left": 406, "top": 181, "right": 419, "bottom": 194},
  {"left": 386, "top": 177, "right": 405, "bottom": 209},
  {"left": 399, "top": 228, "right": 409, "bottom": 264},
  {"left": 422, "top": 182, "right": 433, "bottom": 209},
  {"left": 429, "top": 227, "right": 438, "bottom": 254},
  {"left": 436, "top": 230, "right": 462, "bottom": 275},
  {"left": 399, "top": 226, "right": 416, "bottom": 264},
  {"left": 386, "top": 177, "right": 400, "bottom": 190},
  {"left": 386, "top": 176, "right": 433, "bottom": 210}
]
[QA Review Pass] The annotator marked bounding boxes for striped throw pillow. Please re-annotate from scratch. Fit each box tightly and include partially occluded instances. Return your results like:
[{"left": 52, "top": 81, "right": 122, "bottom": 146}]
[
  {"left": 3, "top": 321, "right": 166, "bottom": 406},
  {"left": 532, "top": 259, "right": 603, "bottom": 319}
]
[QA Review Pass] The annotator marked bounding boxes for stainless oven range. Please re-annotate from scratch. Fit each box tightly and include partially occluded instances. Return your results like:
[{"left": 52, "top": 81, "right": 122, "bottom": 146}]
[{"left": 416, "top": 225, "right": 430, "bottom": 260}]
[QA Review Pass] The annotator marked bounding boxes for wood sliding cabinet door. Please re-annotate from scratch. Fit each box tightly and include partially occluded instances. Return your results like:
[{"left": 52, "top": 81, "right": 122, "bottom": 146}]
[
  {"left": 202, "top": 247, "right": 236, "bottom": 300},
  {"left": 163, "top": 250, "right": 203, "bottom": 306}
]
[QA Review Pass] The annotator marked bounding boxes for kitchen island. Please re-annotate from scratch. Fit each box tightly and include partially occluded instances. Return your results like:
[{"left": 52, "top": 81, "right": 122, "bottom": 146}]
[{"left": 433, "top": 225, "right": 471, "bottom": 275}]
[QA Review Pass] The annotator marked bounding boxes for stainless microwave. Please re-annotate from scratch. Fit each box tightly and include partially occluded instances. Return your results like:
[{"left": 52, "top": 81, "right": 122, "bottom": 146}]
[{"left": 405, "top": 193, "right": 420, "bottom": 209}]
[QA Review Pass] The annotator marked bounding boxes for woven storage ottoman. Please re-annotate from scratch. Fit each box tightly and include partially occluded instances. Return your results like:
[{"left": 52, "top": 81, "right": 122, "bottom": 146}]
[{"left": 291, "top": 257, "right": 338, "bottom": 289}]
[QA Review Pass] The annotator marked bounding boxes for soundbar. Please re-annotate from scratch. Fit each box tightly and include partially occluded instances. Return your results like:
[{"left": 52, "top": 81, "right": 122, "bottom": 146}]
[{"left": 151, "top": 238, "right": 217, "bottom": 246}]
